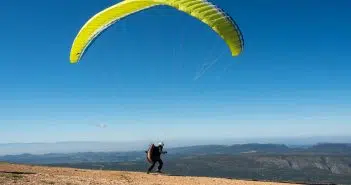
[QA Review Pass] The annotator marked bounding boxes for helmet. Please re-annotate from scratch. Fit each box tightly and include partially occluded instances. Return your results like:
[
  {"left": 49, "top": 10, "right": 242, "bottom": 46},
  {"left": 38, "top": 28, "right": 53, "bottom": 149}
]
[{"left": 158, "top": 142, "right": 164, "bottom": 147}]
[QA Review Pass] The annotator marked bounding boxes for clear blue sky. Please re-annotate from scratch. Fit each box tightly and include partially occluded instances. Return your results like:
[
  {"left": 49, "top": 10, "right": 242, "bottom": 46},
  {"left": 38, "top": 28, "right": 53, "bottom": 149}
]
[{"left": 1, "top": 0, "right": 350, "bottom": 143}]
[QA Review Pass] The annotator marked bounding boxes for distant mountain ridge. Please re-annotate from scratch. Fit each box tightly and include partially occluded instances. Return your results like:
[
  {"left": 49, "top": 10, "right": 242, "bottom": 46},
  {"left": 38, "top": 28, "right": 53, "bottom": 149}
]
[
  {"left": 1, "top": 136, "right": 350, "bottom": 155},
  {"left": 1, "top": 143, "right": 350, "bottom": 164}
]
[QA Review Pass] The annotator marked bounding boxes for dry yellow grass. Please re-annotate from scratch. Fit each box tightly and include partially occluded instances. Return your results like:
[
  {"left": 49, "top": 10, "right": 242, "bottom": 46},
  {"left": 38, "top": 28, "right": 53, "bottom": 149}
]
[{"left": 0, "top": 163, "right": 301, "bottom": 185}]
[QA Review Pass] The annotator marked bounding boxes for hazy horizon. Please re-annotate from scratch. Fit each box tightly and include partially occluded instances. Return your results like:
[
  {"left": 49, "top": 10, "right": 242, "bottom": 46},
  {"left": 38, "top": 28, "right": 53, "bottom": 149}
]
[
  {"left": 1, "top": 121, "right": 350, "bottom": 144},
  {"left": 1, "top": 135, "right": 350, "bottom": 144},
  {"left": 0, "top": 135, "right": 350, "bottom": 156}
]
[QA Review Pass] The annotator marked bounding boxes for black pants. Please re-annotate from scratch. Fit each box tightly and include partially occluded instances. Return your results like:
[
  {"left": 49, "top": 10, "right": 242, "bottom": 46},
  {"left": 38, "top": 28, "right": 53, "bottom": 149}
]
[{"left": 148, "top": 157, "right": 163, "bottom": 172}]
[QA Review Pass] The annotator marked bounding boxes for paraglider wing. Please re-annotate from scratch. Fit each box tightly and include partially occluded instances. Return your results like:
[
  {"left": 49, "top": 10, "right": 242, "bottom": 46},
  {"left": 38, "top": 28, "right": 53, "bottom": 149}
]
[{"left": 69, "top": 0, "right": 244, "bottom": 63}]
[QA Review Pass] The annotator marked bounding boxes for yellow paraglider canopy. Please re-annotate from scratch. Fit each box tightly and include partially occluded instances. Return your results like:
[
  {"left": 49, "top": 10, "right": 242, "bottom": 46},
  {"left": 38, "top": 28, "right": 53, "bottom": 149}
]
[{"left": 69, "top": 0, "right": 244, "bottom": 63}]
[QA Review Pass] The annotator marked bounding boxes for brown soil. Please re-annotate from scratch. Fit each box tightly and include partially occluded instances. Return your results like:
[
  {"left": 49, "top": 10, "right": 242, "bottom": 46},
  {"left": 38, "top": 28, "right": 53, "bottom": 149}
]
[{"left": 0, "top": 163, "right": 301, "bottom": 185}]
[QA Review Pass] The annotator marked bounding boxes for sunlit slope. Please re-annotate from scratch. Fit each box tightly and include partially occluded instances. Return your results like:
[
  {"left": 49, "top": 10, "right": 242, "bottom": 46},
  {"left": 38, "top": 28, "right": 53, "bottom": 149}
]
[{"left": 0, "top": 163, "right": 301, "bottom": 185}]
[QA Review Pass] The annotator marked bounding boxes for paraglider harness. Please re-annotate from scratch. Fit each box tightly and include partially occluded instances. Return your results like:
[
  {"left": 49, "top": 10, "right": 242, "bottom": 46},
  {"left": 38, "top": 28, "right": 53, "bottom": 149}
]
[
  {"left": 145, "top": 144, "right": 167, "bottom": 173},
  {"left": 145, "top": 144, "right": 167, "bottom": 163}
]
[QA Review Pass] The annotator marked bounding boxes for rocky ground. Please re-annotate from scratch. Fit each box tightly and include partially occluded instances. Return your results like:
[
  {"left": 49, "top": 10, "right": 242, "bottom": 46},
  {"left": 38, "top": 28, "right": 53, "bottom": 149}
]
[{"left": 0, "top": 163, "right": 301, "bottom": 185}]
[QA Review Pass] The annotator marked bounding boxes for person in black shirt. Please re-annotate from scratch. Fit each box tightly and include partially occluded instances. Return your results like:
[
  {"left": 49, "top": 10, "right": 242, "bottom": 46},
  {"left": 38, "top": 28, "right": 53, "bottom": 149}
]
[{"left": 146, "top": 142, "right": 167, "bottom": 173}]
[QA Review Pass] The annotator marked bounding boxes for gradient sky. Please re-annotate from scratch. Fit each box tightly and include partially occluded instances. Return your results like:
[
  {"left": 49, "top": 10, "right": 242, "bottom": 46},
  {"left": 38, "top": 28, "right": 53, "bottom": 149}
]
[{"left": 1, "top": 0, "right": 350, "bottom": 144}]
